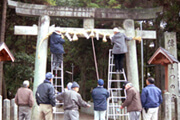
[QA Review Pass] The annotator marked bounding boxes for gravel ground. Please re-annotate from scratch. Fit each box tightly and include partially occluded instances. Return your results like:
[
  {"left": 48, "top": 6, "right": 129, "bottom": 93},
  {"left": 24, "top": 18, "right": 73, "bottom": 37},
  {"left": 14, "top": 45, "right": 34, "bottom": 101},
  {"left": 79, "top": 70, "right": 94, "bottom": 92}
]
[{"left": 54, "top": 112, "right": 94, "bottom": 120}]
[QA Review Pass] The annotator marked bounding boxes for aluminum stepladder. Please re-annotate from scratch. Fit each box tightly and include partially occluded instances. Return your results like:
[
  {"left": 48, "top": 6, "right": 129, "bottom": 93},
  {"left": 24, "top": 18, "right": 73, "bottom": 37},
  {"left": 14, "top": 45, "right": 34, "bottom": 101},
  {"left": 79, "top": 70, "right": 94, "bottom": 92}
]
[
  {"left": 106, "top": 49, "right": 129, "bottom": 120},
  {"left": 51, "top": 54, "right": 64, "bottom": 120}
]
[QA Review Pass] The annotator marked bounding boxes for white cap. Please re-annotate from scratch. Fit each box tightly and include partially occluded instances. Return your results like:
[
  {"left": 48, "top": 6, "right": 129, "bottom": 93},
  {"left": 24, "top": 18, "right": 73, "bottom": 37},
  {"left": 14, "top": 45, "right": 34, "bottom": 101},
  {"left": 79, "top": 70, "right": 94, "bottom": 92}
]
[
  {"left": 54, "top": 27, "right": 61, "bottom": 32},
  {"left": 113, "top": 27, "right": 120, "bottom": 32},
  {"left": 23, "top": 80, "right": 29, "bottom": 87}
]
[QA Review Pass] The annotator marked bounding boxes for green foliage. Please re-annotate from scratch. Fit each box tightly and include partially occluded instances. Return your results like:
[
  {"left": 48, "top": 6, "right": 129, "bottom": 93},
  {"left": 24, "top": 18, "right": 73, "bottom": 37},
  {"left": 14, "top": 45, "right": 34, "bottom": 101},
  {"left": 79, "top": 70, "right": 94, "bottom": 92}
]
[{"left": 4, "top": 52, "right": 35, "bottom": 98}]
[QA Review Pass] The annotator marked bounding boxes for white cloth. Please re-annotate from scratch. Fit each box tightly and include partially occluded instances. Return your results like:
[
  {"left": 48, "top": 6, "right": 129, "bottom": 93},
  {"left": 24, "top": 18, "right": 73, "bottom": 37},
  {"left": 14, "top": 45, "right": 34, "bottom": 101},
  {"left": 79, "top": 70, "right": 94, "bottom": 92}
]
[
  {"left": 142, "top": 107, "right": 159, "bottom": 120},
  {"left": 94, "top": 110, "right": 106, "bottom": 120}
]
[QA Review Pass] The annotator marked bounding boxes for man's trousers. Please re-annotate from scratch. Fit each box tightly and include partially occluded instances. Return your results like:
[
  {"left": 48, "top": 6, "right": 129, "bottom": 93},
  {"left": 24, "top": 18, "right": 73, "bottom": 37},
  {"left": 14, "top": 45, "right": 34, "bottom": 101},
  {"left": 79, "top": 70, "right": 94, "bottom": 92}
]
[
  {"left": 39, "top": 104, "right": 53, "bottom": 120},
  {"left": 19, "top": 106, "right": 31, "bottom": 120}
]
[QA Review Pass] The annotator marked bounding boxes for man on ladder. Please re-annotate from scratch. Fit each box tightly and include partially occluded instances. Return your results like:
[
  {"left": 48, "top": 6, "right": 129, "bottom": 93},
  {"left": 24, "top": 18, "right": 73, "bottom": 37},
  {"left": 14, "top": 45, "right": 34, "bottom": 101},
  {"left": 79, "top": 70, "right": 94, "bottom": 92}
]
[
  {"left": 111, "top": 27, "right": 141, "bottom": 73},
  {"left": 50, "top": 27, "right": 65, "bottom": 70}
]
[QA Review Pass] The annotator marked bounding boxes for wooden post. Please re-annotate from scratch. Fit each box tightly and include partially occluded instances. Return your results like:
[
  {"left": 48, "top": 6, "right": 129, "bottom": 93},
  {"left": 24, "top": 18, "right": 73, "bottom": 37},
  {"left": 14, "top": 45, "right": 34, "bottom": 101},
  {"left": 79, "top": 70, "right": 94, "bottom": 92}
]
[
  {"left": 32, "top": 15, "right": 50, "bottom": 120},
  {"left": 3, "top": 99, "right": 10, "bottom": 120},
  {"left": 164, "top": 92, "right": 171, "bottom": 120},
  {"left": 0, "top": 95, "right": 2, "bottom": 120},
  {"left": 165, "top": 64, "right": 168, "bottom": 91},
  {"left": 123, "top": 19, "right": 139, "bottom": 91},
  {"left": 10, "top": 99, "right": 17, "bottom": 120}
]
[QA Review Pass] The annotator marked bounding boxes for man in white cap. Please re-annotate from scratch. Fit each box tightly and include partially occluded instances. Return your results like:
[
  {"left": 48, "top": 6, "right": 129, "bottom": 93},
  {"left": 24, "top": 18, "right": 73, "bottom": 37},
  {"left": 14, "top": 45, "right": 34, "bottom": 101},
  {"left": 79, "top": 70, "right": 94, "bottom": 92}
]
[
  {"left": 15, "top": 80, "right": 34, "bottom": 120},
  {"left": 111, "top": 27, "right": 141, "bottom": 73},
  {"left": 50, "top": 27, "right": 65, "bottom": 69},
  {"left": 56, "top": 81, "right": 91, "bottom": 120}
]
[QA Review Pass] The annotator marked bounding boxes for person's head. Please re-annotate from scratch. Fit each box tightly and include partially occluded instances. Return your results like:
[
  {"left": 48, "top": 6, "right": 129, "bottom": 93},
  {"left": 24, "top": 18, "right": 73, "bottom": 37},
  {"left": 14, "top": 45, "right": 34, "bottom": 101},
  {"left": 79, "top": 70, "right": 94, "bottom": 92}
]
[
  {"left": 98, "top": 79, "right": 104, "bottom": 86},
  {"left": 45, "top": 72, "right": 54, "bottom": 82},
  {"left": 54, "top": 27, "right": 61, "bottom": 34},
  {"left": 125, "top": 83, "right": 133, "bottom": 90},
  {"left": 113, "top": 27, "right": 120, "bottom": 34},
  {"left": 23, "top": 80, "right": 29, "bottom": 88},
  {"left": 71, "top": 82, "right": 80, "bottom": 92},
  {"left": 67, "top": 82, "right": 73, "bottom": 90},
  {"left": 146, "top": 77, "right": 155, "bottom": 85}
]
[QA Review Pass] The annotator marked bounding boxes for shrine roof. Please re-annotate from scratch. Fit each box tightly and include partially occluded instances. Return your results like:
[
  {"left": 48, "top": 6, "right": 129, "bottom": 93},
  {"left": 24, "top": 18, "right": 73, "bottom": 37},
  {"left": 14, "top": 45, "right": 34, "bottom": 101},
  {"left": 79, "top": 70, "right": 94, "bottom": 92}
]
[
  {"left": 0, "top": 42, "right": 15, "bottom": 62},
  {"left": 148, "top": 47, "right": 179, "bottom": 65}
]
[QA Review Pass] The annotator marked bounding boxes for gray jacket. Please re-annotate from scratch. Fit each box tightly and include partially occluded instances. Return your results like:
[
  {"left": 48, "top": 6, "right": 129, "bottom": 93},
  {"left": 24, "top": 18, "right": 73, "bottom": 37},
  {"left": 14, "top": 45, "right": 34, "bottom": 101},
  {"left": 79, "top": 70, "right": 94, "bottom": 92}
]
[
  {"left": 111, "top": 32, "right": 132, "bottom": 54},
  {"left": 56, "top": 90, "right": 89, "bottom": 111}
]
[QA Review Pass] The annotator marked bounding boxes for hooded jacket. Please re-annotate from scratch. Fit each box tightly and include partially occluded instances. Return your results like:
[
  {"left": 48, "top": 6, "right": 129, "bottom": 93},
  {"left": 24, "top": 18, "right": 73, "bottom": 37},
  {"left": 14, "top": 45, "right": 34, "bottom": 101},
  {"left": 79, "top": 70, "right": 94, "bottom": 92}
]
[
  {"left": 36, "top": 79, "right": 56, "bottom": 107},
  {"left": 111, "top": 32, "right": 132, "bottom": 54},
  {"left": 50, "top": 32, "right": 65, "bottom": 54}
]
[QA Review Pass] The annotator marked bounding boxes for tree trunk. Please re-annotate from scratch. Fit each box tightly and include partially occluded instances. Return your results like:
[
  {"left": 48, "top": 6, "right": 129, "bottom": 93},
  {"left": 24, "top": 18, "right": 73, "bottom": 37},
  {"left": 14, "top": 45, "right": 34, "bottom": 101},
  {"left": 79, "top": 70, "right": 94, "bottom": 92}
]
[{"left": 0, "top": 0, "right": 7, "bottom": 96}]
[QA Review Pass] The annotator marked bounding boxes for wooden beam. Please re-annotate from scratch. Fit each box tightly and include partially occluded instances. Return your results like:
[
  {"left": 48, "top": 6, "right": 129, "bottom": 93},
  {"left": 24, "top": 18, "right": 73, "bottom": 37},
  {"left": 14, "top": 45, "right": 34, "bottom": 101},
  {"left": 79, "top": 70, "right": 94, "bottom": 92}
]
[
  {"left": 14, "top": 25, "right": 157, "bottom": 39},
  {"left": 8, "top": 0, "right": 163, "bottom": 20}
]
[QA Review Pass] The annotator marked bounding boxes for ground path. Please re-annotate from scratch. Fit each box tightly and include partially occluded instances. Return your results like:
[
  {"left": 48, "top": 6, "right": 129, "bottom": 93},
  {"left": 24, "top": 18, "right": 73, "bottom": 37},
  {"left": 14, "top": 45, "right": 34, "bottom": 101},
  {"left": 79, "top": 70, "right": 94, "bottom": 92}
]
[{"left": 54, "top": 112, "right": 94, "bottom": 120}]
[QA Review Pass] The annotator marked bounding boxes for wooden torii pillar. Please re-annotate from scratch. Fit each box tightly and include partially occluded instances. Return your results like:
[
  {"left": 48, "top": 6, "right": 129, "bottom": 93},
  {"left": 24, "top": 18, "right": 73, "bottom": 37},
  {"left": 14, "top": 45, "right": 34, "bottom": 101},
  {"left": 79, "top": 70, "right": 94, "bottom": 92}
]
[{"left": 8, "top": 0, "right": 162, "bottom": 118}]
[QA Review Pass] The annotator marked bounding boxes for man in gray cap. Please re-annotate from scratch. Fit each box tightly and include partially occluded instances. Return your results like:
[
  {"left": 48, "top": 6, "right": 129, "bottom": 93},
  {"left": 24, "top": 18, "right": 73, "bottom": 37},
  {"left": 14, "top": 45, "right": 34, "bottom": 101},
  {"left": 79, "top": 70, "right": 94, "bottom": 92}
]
[
  {"left": 15, "top": 80, "right": 34, "bottom": 120},
  {"left": 36, "top": 72, "right": 56, "bottom": 120},
  {"left": 56, "top": 81, "right": 91, "bottom": 120}
]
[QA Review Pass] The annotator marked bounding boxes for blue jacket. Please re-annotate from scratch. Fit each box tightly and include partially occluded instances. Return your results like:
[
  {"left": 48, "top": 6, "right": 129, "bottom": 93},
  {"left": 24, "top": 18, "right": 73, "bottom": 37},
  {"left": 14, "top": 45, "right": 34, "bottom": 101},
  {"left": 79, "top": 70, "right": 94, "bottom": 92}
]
[
  {"left": 92, "top": 86, "right": 109, "bottom": 111},
  {"left": 50, "top": 32, "right": 65, "bottom": 54},
  {"left": 36, "top": 79, "right": 56, "bottom": 107},
  {"left": 141, "top": 84, "right": 163, "bottom": 108}
]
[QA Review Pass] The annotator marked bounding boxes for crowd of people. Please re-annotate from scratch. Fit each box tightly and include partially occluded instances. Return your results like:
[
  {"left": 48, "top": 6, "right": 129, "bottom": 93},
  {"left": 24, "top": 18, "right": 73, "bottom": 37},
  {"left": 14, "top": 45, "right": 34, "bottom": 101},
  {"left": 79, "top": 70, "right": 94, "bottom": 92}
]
[
  {"left": 15, "top": 74, "right": 162, "bottom": 120},
  {"left": 14, "top": 28, "right": 163, "bottom": 120}
]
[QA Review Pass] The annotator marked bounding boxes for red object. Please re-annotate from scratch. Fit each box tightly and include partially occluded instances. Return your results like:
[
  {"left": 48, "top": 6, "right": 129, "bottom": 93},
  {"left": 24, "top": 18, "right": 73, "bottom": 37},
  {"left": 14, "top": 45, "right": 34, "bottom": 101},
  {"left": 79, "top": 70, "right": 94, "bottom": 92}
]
[{"left": 0, "top": 42, "right": 15, "bottom": 62}]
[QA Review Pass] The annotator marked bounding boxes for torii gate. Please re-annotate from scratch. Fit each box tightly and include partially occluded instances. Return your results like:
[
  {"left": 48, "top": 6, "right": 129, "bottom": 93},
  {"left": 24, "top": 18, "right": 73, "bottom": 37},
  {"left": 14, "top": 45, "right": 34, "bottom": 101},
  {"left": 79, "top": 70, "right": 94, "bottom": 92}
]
[{"left": 8, "top": 0, "right": 161, "bottom": 119}]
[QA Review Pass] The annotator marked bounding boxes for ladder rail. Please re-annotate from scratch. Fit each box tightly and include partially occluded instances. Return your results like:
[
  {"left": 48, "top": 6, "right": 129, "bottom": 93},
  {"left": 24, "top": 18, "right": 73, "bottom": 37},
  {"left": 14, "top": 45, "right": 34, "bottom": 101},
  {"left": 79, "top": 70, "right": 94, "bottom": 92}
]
[
  {"left": 51, "top": 54, "right": 64, "bottom": 120},
  {"left": 107, "top": 49, "right": 130, "bottom": 120}
]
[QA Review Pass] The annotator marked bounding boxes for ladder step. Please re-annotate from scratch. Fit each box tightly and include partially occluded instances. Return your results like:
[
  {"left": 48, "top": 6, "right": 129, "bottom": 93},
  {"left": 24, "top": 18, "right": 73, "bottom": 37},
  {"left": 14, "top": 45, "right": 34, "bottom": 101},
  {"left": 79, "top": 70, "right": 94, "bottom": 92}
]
[
  {"left": 54, "top": 85, "right": 63, "bottom": 87},
  {"left": 56, "top": 103, "right": 64, "bottom": 105},
  {"left": 53, "top": 77, "right": 62, "bottom": 79},
  {"left": 109, "top": 88, "right": 123, "bottom": 90},
  {"left": 108, "top": 105, "right": 121, "bottom": 107},
  {"left": 53, "top": 112, "right": 64, "bottom": 114},
  {"left": 108, "top": 114, "right": 129, "bottom": 116},
  {"left": 109, "top": 80, "right": 127, "bottom": 82},
  {"left": 109, "top": 96, "right": 126, "bottom": 99},
  {"left": 109, "top": 72, "right": 124, "bottom": 74}
]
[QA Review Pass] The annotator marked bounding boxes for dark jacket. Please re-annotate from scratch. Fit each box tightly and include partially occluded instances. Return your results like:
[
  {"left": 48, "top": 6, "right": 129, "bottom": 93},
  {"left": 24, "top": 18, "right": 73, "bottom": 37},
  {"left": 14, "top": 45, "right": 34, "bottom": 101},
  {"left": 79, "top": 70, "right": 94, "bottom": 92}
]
[
  {"left": 56, "top": 90, "right": 89, "bottom": 111},
  {"left": 141, "top": 84, "right": 163, "bottom": 108},
  {"left": 122, "top": 86, "right": 142, "bottom": 112},
  {"left": 92, "top": 86, "right": 109, "bottom": 111},
  {"left": 50, "top": 32, "right": 65, "bottom": 54},
  {"left": 36, "top": 79, "right": 56, "bottom": 107},
  {"left": 111, "top": 32, "right": 132, "bottom": 54}
]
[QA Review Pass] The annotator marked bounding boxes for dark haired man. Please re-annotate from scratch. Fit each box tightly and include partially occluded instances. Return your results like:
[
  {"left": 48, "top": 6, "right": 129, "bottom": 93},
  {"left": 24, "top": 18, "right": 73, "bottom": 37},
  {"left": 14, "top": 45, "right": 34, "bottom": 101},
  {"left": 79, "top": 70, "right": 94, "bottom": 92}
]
[{"left": 141, "top": 77, "right": 163, "bottom": 120}]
